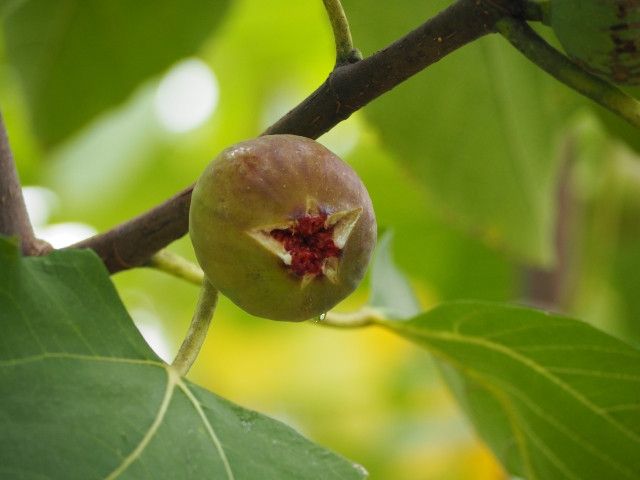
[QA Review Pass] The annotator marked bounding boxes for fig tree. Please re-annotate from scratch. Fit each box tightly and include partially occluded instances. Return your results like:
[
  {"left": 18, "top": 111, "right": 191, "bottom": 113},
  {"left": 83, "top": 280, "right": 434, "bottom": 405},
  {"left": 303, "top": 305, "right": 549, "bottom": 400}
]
[{"left": 189, "top": 134, "right": 377, "bottom": 321}]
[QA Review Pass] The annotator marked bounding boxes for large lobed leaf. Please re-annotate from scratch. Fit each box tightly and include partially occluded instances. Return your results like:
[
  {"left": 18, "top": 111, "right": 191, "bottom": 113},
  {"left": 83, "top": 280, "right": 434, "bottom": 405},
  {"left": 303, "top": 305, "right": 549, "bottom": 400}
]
[
  {"left": 384, "top": 302, "right": 640, "bottom": 480},
  {"left": 0, "top": 238, "right": 366, "bottom": 479},
  {"left": 2, "top": 0, "right": 231, "bottom": 147}
]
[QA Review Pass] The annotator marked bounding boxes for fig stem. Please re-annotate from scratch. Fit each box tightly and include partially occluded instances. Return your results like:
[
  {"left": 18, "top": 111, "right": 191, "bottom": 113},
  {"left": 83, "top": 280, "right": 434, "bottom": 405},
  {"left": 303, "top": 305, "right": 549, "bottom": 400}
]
[
  {"left": 320, "top": 306, "right": 385, "bottom": 328},
  {"left": 172, "top": 278, "right": 218, "bottom": 376},
  {"left": 321, "top": 0, "right": 361, "bottom": 66},
  {"left": 497, "top": 16, "right": 640, "bottom": 130},
  {"left": 147, "top": 249, "right": 204, "bottom": 285}
]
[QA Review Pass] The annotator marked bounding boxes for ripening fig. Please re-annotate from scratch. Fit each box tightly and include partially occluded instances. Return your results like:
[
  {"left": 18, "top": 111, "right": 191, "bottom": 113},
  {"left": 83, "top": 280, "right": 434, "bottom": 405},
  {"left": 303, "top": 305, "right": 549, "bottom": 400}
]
[
  {"left": 551, "top": 0, "right": 640, "bottom": 84},
  {"left": 189, "top": 134, "right": 377, "bottom": 321}
]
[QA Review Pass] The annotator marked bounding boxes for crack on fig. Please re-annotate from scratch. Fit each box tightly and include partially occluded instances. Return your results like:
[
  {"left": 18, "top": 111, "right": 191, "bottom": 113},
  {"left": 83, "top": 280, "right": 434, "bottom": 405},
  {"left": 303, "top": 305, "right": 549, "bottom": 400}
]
[{"left": 247, "top": 197, "right": 362, "bottom": 286}]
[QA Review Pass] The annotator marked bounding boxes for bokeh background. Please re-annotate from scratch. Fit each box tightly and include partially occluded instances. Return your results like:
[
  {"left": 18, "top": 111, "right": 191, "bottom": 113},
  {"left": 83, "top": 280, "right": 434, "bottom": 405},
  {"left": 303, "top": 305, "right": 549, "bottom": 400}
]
[{"left": 3, "top": 0, "right": 640, "bottom": 478}]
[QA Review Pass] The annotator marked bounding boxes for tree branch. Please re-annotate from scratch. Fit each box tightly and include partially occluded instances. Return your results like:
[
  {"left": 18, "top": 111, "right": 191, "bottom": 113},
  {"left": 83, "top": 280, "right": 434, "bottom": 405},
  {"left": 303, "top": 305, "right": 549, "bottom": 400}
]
[
  {"left": 72, "top": 0, "right": 513, "bottom": 274},
  {"left": 265, "top": 0, "right": 503, "bottom": 138},
  {"left": 72, "top": 185, "right": 192, "bottom": 272},
  {"left": 0, "top": 112, "right": 48, "bottom": 255}
]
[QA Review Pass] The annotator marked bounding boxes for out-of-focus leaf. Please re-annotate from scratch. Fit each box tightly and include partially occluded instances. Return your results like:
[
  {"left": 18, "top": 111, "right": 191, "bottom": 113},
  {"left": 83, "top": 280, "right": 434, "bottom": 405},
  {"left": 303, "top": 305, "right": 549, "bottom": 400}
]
[
  {"left": 343, "top": 0, "right": 579, "bottom": 266},
  {"left": 45, "top": 84, "right": 164, "bottom": 213},
  {"left": 383, "top": 301, "right": 640, "bottom": 479},
  {"left": 3, "top": 0, "right": 231, "bottom": 146},
  {"left": 592, "top": 86, "right": 640, "bottom": 154},
  {"left": 348, "top": 138, "right": 516, "bottom": 302},
  {"left": 369, "top": 230, "right": 421, "bottom": 319},
  {"left": 0, "top": 0, "right": 24, "bottom": 19},
  {"left": 0, "top": 237, "right": 367, "bottom": 480}
]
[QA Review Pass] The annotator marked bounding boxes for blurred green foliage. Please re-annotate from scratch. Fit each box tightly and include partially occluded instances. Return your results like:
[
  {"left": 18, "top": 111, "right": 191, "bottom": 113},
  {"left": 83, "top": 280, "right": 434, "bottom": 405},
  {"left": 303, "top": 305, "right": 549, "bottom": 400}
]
[
  {"left": 3, "top": 0, "right": 640, "bottom": 478},
  {"left": 4, "top": 0, "right": 231, "bottom": 146}
]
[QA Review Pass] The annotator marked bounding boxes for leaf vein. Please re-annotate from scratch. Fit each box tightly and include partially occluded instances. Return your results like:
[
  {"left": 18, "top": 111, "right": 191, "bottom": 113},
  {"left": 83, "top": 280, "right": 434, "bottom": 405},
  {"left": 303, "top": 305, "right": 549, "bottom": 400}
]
[
  {"left": 0, "top": 352, "right": 165, "bottom": 368},
  {"left": 396, "top": 324, "right": 640, "bottom": 445},
  {"left": 177, "top": 379, "right": 235, "bottom": 480},
  {"left": 104, "top": 367, "right": 175, "bottom": 479},
  {"left": 547, "top": 367, "right": 640, "bottom": 382}
]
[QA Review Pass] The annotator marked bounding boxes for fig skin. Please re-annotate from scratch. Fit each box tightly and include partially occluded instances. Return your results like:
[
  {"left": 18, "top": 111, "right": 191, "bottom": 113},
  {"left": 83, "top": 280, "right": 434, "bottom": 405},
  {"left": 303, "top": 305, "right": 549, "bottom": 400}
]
[
  {"left": 551, "top": 0, "right": 640, "bottom": 84},
  {"left": 189, "top": 134, "right": 377, "bottom": 321}
]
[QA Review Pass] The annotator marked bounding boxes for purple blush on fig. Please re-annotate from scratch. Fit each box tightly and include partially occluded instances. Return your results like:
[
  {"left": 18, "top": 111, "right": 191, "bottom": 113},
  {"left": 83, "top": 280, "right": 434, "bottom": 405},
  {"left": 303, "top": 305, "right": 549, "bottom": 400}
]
[{"left": 189, "top": 134, "right": 376, "bottom": 321}]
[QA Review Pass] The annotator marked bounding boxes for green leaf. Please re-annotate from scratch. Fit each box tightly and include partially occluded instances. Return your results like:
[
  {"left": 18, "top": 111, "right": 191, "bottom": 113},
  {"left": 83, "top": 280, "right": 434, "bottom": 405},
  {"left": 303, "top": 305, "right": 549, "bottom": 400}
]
[
  {"left": 383, "top": 302, "right": 640, "bottom": 480},
  {"left": 369, "top": 230, "right": 420, "bottom": 319},
  {"left": 0, "top": 237, "right": 366, "bottom": 480},
  {"left": 3, "top": 0, "right": 230, "bottom": 147},
  {"left": 343, "top": 0, "right": 578, "bottom": 265}
]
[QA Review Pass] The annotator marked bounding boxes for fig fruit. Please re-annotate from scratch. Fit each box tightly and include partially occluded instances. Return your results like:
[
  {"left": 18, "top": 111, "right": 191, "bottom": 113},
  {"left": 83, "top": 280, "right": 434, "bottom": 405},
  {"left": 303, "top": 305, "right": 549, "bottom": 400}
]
[
  {"left": 189, "top": 134, "right": 376, "bottom": 321},
  {"left": 551, "top": 0, "right": 640, "bottom": 84}
]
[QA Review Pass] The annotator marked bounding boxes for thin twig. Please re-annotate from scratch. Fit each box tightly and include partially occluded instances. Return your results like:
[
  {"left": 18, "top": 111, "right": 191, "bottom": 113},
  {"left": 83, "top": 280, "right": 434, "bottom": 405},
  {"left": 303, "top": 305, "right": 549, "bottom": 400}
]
[
  {"left": 319, "top": 306, "right": 385, "bottom": 328},
  {"left": 74, "top": 0, "right": 504, "bottom": 273},
  {"left": 172, "top": 279, "right": 218, "bottom": 376},
  {"left": 0, "top": 112, "right": 47, "bottom": 255},
  {"left": 321, "top": 0, "right": 361, "bottom": 66},
  {"left": 147, "top": 249, "right": 204, "bottom": 285},
  {"left": 497, "top": 17, "right": 640, "bottom": 129}
]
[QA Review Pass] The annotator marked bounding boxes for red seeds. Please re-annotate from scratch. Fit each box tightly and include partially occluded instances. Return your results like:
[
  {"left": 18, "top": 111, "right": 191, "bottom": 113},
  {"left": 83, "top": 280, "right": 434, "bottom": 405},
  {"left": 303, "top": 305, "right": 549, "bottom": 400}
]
[
  {"left": 296, "top": 215, "right": 326, "bottom": 236},
  {"left": 270, "top": 214, "right": 341, "bottom": 277}
]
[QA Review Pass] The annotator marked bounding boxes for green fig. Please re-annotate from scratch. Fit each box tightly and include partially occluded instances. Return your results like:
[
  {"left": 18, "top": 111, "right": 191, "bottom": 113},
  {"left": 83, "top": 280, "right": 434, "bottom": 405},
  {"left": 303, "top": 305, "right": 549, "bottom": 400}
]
[
  {"left": 189, "top": 134, "right": 377, "bottom": 321},
  {"left": 551, "top": 0, "right": 640, "bottom": 84}
]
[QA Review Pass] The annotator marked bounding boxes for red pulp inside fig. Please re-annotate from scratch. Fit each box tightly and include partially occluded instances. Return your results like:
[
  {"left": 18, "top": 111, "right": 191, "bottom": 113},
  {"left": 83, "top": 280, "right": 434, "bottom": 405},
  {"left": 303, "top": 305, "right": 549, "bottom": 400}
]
[{"left": 270, "top": 214, "right": 341, "bottom": 277}]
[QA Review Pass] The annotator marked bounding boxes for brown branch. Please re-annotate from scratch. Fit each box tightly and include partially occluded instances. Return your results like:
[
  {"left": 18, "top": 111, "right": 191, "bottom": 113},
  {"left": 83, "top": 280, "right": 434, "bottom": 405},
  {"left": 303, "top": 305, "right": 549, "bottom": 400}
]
[
  {"left": 72, "top": 0, "right": 515, "bottom": 274},
  {"left": 72, "top": 186, "right": 192, "bottom": 272},
  {"left": 265, "top": 0, "right": 507, "bottom": 138},
  {"left": 0, "top": 112, "right": 49, "bottom": 255}
]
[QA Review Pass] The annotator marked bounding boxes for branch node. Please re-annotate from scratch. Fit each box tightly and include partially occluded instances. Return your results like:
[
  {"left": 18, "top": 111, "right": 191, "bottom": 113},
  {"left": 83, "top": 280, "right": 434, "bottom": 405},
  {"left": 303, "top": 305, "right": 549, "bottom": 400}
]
[{"left": 322, "top": 0, "right": 358, "bottom": 67}]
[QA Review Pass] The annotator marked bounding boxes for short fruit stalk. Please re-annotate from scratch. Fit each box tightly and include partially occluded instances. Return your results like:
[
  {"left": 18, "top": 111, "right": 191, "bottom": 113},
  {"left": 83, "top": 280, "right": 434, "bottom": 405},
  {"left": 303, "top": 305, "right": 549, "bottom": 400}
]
[{"left": 171, "top": 278, "right": 219, "bottom": 376}]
